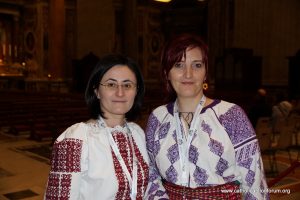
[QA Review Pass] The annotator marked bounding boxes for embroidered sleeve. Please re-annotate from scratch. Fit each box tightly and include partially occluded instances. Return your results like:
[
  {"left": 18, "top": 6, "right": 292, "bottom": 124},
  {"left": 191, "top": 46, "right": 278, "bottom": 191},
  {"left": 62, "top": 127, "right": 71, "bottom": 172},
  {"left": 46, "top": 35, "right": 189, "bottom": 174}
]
[
  {"left": 44, "top": 124, "right": 86, "bottom": 200},
  {"left": 144, "top": 113, "right": 169, "bottom": 200},
  {"left": 220, "top": 105, "right": 269, "bottom": 200}
]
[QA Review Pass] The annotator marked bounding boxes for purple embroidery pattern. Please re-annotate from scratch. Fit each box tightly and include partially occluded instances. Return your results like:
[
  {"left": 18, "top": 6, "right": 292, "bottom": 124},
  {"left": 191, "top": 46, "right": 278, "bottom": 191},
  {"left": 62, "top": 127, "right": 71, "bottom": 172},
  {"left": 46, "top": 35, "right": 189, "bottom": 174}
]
[
  {"left": 153, "top": 140, "right": 161, "bottom": 157},
  {"left": 201, "top": 120, "right": 212, "bottom": 135},
  {"left": 236, "top": 143, "right": 257, "bottom": 163},
  {"left": 148, "top": 161, "right": 160, "bottom": 182},
  {"left": 219, "top": 105, "right": 255, "bottom": 145},
  {"left": 159, "top": 122, "right": 170, "bottom": 139},
  {"left": 238, "top": 158, "right": 253, "bottom": 169},
  {"left": 146, "top": 114, "right": 159, "bottom": 153},
  {"left": 167, "top": 144, "right": 179, "bottom": 164},
  {"left": 223, "top": 175, "right": 235, "bottom": 182},
  {"left": 208, "top": 138, "right": 224, "bottom": 156},
  {"left": 244, "top": 192, "right": 257, "bottom": 200},
  {"left": 237, "top": 147, "right": 245, "bottom": 162},
  {"left": 193, "top": 166, "right": 208, "bottom": 185},
  {"left": 258, "top": 158, "right": 262, "bottom": 170},
  {"left": 189, "top": 145, "right": 199, "bottom": 164},
  {"left": 166, "top": 165, "right": 178, "bottom": 183},
  {"left": 172, "top": 130, "right": 177, "bottom": 142},
  {"left": 246, "top": 170, "right": 255, "bottom": 187},
  {"left": 148, "top": 183, "right": 159, "bottom": 195},
  {"left": 216, "top": 158, "right": 229, "bottom": 176},
  {"left": 252, "top": 142, "right": 258, "bottom": 155}
]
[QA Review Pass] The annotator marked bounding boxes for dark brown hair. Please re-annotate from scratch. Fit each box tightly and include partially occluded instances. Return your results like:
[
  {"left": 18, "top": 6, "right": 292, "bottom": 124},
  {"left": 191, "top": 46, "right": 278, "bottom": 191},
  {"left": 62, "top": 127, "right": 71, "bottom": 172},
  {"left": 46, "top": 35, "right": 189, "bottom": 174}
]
[{"left": 85, "top": 54, "right": 145, "bottom": 121}]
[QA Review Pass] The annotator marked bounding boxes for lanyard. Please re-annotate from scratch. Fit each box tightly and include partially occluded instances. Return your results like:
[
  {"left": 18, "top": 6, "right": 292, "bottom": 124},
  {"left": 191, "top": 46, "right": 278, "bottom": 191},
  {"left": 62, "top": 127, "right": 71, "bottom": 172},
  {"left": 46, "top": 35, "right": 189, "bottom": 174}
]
[
  {"left": 99, "top": 118, "right": 137, "bottom": 200},
  {"left": 174, "top": 95, "right": 206, "bottom": 186}
]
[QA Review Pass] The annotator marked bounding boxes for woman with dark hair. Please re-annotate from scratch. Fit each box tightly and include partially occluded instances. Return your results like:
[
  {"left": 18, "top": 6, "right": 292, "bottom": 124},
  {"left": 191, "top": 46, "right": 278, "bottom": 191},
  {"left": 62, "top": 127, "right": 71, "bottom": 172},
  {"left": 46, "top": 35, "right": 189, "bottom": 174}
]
[
  {"left": 44, "top": 54, "right": 149, "bottom": 199},
  {"left": 145, "top": 33, "right": 269, "bottom": 199}
]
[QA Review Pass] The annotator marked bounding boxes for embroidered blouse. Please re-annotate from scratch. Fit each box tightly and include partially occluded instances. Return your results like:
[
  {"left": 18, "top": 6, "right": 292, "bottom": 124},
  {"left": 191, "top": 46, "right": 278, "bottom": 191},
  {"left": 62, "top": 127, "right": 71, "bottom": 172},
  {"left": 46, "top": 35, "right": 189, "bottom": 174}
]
[
  {"left": 145, "top": 99, "right": 269, "bottom": 200},
  {"left": 44, "top": 120, "right": 149, "bottom": 200}
]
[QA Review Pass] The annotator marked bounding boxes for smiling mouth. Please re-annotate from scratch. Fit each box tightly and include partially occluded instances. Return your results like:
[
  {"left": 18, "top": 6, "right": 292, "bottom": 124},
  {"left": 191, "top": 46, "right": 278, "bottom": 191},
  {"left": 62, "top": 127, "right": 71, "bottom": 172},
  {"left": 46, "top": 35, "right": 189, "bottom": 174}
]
[
  {"left": 181, "top": 82, "right": 193, "bottom": 85},
  {"left": 112, "top": 101, "right": 127, "bottom": 103}
]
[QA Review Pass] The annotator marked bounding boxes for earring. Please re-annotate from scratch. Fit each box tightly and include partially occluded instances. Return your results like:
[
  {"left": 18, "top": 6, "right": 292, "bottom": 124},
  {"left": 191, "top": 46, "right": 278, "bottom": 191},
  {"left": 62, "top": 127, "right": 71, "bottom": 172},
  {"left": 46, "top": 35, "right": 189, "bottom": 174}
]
[{"left": 203, "top": 82, "right": 208, "bottom": 90}]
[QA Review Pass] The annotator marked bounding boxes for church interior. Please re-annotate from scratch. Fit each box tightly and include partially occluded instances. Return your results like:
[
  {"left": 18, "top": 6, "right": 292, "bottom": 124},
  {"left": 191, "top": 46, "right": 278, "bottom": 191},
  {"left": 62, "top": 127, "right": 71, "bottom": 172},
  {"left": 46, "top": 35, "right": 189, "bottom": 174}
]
[{"left": 0, "top": 0, "right": 300, "bottom": 199}]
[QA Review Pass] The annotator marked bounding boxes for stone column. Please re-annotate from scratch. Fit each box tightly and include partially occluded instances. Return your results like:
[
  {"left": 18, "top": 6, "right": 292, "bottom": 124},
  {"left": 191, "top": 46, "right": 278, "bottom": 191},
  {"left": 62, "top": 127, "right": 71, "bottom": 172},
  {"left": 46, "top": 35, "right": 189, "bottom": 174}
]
[
  {"left": 13, "top": 15, "right": 20, "bottom": 62},
  {"left": 49, "top": 0, "right": 65, "bottom": 79},
  {"left": 124, "top": 0, "right": 138, "bottom": 61}
]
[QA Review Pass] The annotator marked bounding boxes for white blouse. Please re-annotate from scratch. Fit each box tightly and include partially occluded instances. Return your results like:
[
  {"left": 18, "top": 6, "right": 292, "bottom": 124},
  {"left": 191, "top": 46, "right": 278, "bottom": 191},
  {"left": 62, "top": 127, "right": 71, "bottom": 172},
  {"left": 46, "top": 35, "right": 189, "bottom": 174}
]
[
  {"left": 44, "top": 119, "right": 149, "bottom": 200},
  {"left": 145, "top": 99, "right": 269, "bottom": 200}
]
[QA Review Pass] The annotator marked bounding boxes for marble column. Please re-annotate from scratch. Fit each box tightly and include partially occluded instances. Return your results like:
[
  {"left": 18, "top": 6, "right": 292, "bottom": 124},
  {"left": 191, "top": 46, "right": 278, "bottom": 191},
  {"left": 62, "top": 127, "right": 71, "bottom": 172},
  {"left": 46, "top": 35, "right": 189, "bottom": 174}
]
[
  {"left": 49, "top": 0, "right": 65, "bottom": 79},
  {"left": 124, "top": 0, "right": 138, "bottom": 61},
  {"left": 13, "top": 15, "right": 20, "bottom": 62}
]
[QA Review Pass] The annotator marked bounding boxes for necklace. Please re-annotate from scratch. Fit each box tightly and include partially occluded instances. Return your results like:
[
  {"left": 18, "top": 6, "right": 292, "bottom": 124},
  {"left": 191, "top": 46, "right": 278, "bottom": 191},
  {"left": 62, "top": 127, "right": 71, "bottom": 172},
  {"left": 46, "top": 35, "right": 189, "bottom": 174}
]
[{"left": 179, "top": 112, "right": 194, "bottom": 129}]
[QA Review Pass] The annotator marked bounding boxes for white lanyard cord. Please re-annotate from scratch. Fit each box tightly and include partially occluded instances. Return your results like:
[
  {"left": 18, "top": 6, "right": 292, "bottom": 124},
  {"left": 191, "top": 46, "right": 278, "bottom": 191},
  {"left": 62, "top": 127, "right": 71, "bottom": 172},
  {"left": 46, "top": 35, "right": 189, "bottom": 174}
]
[
  {"left": 174, "top": 95, "right": 206, "bottom": 186},
  {"left": 99, "top": 118, "right": 137, "bottom": 200}
]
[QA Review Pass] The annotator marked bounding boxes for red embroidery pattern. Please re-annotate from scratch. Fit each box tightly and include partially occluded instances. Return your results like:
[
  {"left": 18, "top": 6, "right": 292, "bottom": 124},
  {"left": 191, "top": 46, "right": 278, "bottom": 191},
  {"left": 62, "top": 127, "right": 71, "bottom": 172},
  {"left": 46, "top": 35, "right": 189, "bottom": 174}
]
[
  {"left": 46, "top": 173, "right": 60, "bottom": 199},
  {"left": 133, "top": 141, "right": 149, "bottom": 199},
  {"left": 111, "top": 131, "right": 149, "bottom": 200},
  {"left": 60, "top": 174, "right": 72, "bottom": 198},
  {"left": 45, "top": 138, "right": 82, "bottom": 199},
  {"left": 45, "top": 173, "right": 72, "bottom": 199},
  {"left": 112, "top": 133, "right": 131, "bottom": 200},
  {"left": 51, "top": 138, "right": 82, "bottom": 172}
]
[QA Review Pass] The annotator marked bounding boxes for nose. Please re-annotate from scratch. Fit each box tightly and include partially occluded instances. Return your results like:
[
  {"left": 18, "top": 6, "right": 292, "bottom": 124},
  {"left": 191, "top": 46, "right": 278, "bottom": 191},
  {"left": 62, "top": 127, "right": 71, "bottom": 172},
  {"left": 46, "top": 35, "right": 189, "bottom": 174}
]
[
  {"left": 116, "top": 85, "right": 125, "bottom": 96},
  {"left": 183, "top": 65, "right": 192, "bottom": 78}
]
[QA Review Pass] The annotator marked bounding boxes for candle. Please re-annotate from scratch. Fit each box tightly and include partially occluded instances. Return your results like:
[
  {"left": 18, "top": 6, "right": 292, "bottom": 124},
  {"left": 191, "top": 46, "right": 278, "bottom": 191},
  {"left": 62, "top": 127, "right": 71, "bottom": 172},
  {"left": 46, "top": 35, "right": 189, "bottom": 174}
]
[
  {"left": 9, "top": 44, "right": 11, "bottom": 56},
  {"left": 14, "top": 45, "right": 17, "bottom": 58},
  {"left": 2, "top": 44, "right": 5, "bottom": 56}
]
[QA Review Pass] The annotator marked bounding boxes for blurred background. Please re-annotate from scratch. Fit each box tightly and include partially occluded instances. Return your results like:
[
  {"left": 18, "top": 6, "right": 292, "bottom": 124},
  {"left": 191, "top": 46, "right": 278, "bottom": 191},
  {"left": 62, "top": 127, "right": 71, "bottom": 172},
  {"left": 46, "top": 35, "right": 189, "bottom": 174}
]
[{"left": 0, "top": 0, "right": 300, "bottom": 199}]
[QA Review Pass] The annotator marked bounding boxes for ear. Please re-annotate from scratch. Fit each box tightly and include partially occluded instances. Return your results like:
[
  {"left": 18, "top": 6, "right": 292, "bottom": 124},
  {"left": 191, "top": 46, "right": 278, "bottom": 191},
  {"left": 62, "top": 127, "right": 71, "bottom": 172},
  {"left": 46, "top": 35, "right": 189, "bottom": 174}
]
[
  {"left": 94, "top": 88, "right": 100, "bottom": 99},
  {"left": 165, "top": 71, "right": 170, "bottom": 80}
]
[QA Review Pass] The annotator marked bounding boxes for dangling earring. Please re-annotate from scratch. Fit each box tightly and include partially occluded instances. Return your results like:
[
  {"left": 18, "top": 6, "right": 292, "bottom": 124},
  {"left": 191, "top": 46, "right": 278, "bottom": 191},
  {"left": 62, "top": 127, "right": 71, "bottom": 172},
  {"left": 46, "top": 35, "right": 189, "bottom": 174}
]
[{"left": 203, "top": 82, "right": 208, "bottom": 90}]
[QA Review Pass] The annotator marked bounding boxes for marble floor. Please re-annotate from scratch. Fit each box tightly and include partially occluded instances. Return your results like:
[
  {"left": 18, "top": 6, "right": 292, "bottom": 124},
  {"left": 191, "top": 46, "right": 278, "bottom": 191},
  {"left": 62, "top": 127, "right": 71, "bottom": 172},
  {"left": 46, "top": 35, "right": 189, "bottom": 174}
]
[
  {"left": 1, "top": 129, "right": 300, "bottom": 200},
  {"left": 0, "top": 131, "right": 50, "bottom": 200}
]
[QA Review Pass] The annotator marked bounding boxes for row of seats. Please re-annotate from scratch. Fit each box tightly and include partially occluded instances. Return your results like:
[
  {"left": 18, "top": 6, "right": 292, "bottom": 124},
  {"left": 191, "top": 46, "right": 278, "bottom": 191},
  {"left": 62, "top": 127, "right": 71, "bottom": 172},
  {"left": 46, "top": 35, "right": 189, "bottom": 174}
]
[
  {"left": 0, "top": 91, "right": 161, "bottom": 142},
  {"left": 0, "top": 91, "right": 89, "bottom": 142},
  {"left": 256, "top": 113, "right": 300, "bottom": 174}
]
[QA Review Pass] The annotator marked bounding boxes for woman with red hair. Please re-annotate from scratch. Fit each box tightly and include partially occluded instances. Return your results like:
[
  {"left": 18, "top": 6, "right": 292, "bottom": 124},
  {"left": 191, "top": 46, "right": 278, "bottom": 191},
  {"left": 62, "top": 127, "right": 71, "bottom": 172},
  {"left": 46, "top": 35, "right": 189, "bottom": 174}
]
[{"left": 145, "top": 33, "right": 269, "bottom": 199}]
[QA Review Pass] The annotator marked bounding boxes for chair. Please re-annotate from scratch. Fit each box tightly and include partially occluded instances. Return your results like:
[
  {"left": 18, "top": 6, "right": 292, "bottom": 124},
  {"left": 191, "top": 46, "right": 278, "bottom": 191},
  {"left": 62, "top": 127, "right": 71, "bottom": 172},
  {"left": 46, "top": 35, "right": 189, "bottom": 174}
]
[
  {"left": 257, "top": 117, "right": 295, "bottom": 174},
  {"left": 256, "top": 117, "right": 277, "bottom": 173},
  {"left": 285, "top": 114, "right": 300, "bottom": 161}
]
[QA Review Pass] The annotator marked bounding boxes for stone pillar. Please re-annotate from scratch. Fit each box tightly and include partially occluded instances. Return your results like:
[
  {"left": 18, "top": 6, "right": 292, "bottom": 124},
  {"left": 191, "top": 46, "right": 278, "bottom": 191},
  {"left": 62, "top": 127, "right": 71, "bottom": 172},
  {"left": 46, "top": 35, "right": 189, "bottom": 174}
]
[
  {"left": 124, "top": 0, "right": 138, "bottom": 60},
  {"left": 49, "top": 0, "right": 65, "bottom": 79},
  {"left": 13, "top": 15, "right": 20, "bottom": 62}
]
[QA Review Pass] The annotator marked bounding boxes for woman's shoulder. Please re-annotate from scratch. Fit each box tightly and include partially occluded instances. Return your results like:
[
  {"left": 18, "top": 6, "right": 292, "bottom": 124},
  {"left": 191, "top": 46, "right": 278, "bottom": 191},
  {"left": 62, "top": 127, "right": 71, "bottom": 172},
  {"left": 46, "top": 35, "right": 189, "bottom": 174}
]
[
  {"left": 151, "top": 103, "right": 172, "bottom": 116},
  {"left": 204, "top": 98, "right": 241, "bottom": 114},
  {"left": 55, "top": 120, "right": 97, "bottom": 142},
  {"left": 127, "top": 121, "right": 144, "bottom": 134}
]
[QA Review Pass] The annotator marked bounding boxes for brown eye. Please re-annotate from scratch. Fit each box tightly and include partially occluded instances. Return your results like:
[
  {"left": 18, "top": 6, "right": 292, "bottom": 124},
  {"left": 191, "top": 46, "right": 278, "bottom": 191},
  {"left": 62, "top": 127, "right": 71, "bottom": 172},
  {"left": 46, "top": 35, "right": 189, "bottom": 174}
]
[
  {"left": 192, "top": 62, "right": 203, "bottom": 69},
  {"left": 174, "top": 62, "right": 184, "bottom": 68},
  {"left": 106, "top": 82, "right": 117, "bottom": 88}
]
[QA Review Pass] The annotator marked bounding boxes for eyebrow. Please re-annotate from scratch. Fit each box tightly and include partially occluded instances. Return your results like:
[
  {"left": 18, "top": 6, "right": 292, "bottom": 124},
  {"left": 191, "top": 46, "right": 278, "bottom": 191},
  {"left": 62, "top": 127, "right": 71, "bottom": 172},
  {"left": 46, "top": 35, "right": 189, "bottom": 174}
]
[{"left": 104, "top": 78, "right": 135, "bottom": 83}]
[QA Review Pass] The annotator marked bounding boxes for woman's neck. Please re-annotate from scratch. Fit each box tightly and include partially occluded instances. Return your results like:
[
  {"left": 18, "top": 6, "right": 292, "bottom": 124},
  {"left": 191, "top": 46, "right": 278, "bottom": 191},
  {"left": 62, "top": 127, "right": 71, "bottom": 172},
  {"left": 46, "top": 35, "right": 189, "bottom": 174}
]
[
  {"left": 177, "top": 95, "right": 205, "bottom": 112},
  {"left": 103, "top": 115, "right": 126, "bottom": 128}
]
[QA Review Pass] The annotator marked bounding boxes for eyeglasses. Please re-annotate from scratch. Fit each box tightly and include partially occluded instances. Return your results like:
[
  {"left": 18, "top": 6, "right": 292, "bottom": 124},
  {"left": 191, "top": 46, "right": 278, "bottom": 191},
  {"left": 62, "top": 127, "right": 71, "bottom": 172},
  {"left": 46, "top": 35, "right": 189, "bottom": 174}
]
[{"left": 99, "top": 82, "right": 137, "bottom": 91}]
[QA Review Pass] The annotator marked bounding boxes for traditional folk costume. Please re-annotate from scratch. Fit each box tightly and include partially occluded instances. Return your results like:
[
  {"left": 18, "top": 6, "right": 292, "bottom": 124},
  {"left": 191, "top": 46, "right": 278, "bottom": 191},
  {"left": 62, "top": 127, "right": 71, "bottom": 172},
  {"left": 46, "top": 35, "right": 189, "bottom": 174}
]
[
  {"left": 44, "top": 118, "right": 149, "bottom": 200},
  {"left": 145, "top": 98, "right": 269, "bottom": 200}
]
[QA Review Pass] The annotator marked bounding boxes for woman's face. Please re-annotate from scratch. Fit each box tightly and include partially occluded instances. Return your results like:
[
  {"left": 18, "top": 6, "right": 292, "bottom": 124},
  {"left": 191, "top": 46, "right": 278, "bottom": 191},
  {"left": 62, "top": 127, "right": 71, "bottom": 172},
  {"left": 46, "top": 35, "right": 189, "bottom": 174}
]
[
  {"left": 168, "top": 47, "right": 206, "bottom": 100},
  {"left": 94, "top": 65, "right": 137, "bottom": 119}
]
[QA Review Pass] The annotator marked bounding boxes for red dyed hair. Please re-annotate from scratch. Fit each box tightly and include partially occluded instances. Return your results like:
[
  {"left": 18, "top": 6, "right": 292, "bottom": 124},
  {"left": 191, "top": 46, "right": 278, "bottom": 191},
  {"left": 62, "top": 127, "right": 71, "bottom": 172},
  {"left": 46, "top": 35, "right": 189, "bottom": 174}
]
[{"left": 161, "top": 33, "right": 208, "bottom": 102}]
